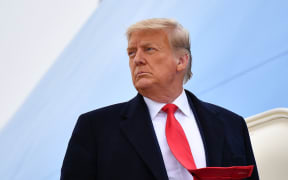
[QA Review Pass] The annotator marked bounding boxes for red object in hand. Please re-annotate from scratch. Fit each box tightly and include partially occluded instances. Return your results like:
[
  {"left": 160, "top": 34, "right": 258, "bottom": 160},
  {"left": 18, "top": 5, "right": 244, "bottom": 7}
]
[
  {"left": 162, "top": 104, "right": 254, "bottom": 180},
  {"left": 190, "top": 165, "right": 254, "bottom": 180}
]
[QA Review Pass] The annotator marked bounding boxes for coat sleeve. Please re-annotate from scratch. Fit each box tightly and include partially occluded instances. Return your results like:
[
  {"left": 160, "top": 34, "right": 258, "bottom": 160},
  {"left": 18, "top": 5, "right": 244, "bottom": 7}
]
[
  {"left": 60, "top": 114, "right": 97, "bottom": 180},
  {"left": 241, "top": 117, "right": 259, "bottom": 180}
]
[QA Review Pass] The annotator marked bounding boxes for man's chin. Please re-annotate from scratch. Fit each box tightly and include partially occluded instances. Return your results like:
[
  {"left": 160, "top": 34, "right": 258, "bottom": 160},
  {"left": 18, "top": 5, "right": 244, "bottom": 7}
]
[{"left": 134, "top": 80, "right": 153, "bottom": 92}]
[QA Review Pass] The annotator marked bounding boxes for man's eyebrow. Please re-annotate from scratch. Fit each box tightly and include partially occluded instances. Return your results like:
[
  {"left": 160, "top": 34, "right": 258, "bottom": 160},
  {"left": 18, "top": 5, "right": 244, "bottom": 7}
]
[
  {"left": 127, "top": 42, "right": 158, "bottom": 51},
  {"left": 127, "top": 47, "right": 136, "bottom": 52},
  {"left": 140, "top": 42, "right": 155, "bottom": 47}
]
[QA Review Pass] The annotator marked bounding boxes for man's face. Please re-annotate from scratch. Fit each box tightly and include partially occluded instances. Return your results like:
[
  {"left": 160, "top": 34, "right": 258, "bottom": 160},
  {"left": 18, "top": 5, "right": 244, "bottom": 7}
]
[{"left": 127, "top": 29, "right": 179, "bottom": 93}]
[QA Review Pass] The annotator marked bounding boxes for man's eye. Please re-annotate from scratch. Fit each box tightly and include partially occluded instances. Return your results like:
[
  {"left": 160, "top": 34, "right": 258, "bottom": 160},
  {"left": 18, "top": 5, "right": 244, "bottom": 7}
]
[
  {"left": 128, "top": 51, "right": 136, "bottom": 57},
  {"left": 145, "top": 47, "right": 155, "bottom": 51}
]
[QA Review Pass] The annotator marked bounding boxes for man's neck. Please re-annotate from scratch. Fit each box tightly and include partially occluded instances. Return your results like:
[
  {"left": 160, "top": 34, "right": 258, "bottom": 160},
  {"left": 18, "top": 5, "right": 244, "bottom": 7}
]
[{"left": 140, "top": 87, "right": 184, "bottom": 103}]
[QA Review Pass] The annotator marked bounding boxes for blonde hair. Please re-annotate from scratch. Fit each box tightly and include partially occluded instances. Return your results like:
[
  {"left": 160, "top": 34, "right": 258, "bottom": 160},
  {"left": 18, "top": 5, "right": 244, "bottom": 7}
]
[{"left": 126, "top": 18, "right": 192, "bottom": 83}]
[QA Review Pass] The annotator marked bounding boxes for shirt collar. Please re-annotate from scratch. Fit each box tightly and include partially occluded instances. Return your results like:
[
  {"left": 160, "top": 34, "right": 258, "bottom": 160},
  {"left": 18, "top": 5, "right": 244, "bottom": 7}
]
[
  {"left": 173, "top": 89, "right": 191, "bottom": 117},
  {"left": 143, "top": 96, "right": 165, "bottom": 120},
  {"left": 143, "top": 89, "right": 191, "bottom": 120}
]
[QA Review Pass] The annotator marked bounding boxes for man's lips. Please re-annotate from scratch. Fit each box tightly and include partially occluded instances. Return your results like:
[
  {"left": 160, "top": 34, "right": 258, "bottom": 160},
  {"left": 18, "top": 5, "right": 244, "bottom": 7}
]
[{"left": 135, "top": 71, "right": 151, "bottom": 78}]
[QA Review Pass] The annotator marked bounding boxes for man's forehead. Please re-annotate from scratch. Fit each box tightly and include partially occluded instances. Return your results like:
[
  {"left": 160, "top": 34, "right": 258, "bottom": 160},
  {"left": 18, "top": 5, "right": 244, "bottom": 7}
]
[
  {"left": 128, "top": 29, "right": 169, "bottom": 47},
  {"left": 128, "top": 41, "right": 157, "bottom": 48}
]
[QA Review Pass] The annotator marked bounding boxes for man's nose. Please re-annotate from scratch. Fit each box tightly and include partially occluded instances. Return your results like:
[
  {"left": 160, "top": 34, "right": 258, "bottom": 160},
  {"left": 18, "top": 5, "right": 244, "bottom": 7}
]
[{"left": 133, "top": 50, "right": 146, "bottom": 65}]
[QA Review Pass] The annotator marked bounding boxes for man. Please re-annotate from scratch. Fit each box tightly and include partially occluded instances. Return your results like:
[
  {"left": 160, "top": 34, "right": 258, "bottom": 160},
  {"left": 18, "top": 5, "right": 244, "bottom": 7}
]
[{"left": 61, "top": 18, "right": 259, "bottom": 180}]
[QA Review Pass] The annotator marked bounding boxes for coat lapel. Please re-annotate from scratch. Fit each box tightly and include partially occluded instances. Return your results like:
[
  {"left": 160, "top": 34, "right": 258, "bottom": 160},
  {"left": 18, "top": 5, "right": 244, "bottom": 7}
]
[
  {"left": 185, "top": 90, "right": 225, "bottom": 167},
  {"left": 120, "top": 94, "right": 168, "bottom": 180}
]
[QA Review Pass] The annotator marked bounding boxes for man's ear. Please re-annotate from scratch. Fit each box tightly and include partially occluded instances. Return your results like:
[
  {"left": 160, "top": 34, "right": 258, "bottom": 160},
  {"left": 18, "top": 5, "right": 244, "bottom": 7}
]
[{"left": 176, "top": 52, "right": 189, "bottom": 72}]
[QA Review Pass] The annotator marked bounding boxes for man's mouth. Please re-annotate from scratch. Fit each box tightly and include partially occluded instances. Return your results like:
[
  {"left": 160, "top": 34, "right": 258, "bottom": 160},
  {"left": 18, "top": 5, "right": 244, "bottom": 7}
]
[{"left": 136, "top": 71, "right": 150, "bottom": 78}]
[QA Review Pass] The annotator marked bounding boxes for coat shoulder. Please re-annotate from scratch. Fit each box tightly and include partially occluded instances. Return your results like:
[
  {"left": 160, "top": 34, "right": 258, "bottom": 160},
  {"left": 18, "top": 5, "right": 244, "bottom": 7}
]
[
  {"left": 201, "top": 101, "right": 243, "bottom": 120},
  {"left": 81, "top": 101, "right": 128, "bottom": 119},
  {"left": 185, "top": 90, "right": 243, "bottom": 120}
]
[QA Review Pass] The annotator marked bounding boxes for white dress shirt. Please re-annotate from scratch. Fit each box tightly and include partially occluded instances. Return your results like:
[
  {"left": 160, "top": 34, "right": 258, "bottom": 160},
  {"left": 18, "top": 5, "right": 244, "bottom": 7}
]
[{"left": 143, "top": 90, "right": 206, "bottom": 180}]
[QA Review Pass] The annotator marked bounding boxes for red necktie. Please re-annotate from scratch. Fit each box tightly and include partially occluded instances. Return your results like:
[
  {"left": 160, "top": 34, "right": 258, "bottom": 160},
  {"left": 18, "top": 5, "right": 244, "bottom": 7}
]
[
  {"left": 162, "top": 104, "right": 254, "bottom": 180},
  {"left": 162, "top": 104, "right": 197, "bottom": 171}
]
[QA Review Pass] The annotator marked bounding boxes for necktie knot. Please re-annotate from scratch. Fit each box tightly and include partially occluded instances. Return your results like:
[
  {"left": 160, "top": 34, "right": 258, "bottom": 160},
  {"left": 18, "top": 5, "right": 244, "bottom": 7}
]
[{"left": 162, "top": 104, "right": 178, "bottom": 114}]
